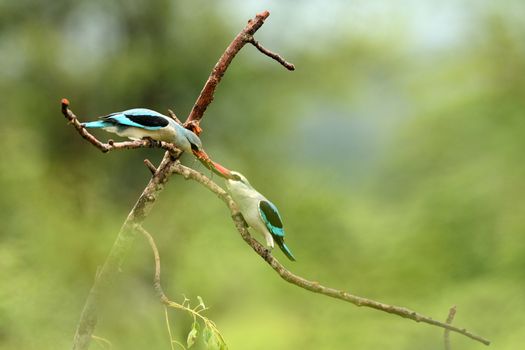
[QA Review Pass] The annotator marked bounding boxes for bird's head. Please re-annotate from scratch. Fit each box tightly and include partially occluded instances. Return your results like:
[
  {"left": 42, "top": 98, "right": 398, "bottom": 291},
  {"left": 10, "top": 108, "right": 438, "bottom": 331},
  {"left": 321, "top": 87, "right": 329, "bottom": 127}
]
[
  {"left": 184, "top": 128, "right": 203, "bottom": 152},
  {"left": 225, "top": 171, "right": 253, "bottom": 192},
  {"left": 230, "top": 171, "right": 250, "bottom": 184}
]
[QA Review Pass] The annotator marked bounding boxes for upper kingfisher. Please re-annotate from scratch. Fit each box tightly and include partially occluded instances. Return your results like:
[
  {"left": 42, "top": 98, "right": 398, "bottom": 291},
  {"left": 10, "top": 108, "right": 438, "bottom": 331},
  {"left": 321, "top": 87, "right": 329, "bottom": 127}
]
[
  {"left": 82, "top": 108, "right": 203, "bottom": 154},
  {"left": 81, "top": 108, "right": 234, "bottom": 178},
  {"left": 225, "top": 171, "right": 296, "bottom": 261}
]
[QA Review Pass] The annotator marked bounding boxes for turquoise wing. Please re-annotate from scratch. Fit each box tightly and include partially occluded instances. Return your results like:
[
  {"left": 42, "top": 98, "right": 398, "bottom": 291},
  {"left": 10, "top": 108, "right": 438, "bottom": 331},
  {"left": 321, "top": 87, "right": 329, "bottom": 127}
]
[
  {"left": 258, "top": 200, "right": 284, "bottom": 237},
  {"left": 102, "top": 109, "right": 169, "bottom": 130},
  {"left": 258, "top": 200, "right": 296, "bottom": 261}
]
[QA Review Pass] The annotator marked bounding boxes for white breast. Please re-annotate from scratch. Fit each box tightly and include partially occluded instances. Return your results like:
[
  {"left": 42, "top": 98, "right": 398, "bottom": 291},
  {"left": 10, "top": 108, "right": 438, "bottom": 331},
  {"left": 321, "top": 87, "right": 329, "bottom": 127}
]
[
  {"left": 104, "top": 125, "right": 177, "bottom": 142},
  {"left": 227, "top": 181, "right": 275, "bottom": 248}
]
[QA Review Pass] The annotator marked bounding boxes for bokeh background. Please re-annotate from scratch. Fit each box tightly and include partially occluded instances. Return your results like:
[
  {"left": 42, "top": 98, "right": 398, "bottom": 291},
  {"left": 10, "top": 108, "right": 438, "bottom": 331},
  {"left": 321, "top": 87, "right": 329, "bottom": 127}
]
[{"left": 1, "top": 0, "right": 524, "bottom": 349}]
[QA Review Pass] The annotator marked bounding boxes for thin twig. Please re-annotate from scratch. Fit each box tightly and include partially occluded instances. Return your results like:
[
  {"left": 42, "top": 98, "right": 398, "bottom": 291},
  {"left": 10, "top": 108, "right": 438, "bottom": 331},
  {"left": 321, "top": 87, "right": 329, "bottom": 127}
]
[
  {"left": 144, "top": 159, "right": 158, "bottom": 175},
  {"left": 167, "top": 109, "right": 183, "bottom": 125},
  {"left": 444, "top": 306, "right": 457, "bottom": 350},
  {"left": 91, "top": 335, "right": 113, "bottom": 350},
  {"left": 164, "top": 307, "right": 176, "bottom": 350},
  {"left": 61, "top": 99, "right": 109, "bottom": 152},
  {"left": 172, "top": 163, "right": 490, "bottom": 346},
  {"left": 136, "top": 225, "right": 169, "bottom": 304},
  {"left": 248, "top": 37, "right": 295, "bottom": 70}
]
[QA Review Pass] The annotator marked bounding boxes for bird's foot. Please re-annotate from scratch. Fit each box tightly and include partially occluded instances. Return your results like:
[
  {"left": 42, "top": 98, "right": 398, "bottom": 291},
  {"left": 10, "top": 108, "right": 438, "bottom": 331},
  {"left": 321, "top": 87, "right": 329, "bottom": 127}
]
[
  {"left": 263, "top": 248, "right": 273, "bottom": 259},
  {"left": 143, "top": 137, "right": 161, "bottom": 148},
  {"left": 263, "top": 242, "right": 275, "bottom": 257}
]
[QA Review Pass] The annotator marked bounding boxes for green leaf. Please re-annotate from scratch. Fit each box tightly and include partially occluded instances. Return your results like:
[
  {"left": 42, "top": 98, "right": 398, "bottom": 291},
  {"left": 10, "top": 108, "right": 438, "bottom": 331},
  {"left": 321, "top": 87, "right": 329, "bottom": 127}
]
[
  {"left": 202, "top": 326, "right": 212, "bottom": 346},
  {"left": 187, "top": 322, "right": 198, "bottom": 348},
  {"left": 203, "top": 328, "right": 225, "bottom": 350}
]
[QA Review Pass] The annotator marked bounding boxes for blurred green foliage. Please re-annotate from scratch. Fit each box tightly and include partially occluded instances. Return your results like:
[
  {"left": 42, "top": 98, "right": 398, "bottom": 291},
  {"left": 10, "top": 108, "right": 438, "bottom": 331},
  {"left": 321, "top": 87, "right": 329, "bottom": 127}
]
[{"left": 1, "top": 1, "right": 524, "bottom": 349}]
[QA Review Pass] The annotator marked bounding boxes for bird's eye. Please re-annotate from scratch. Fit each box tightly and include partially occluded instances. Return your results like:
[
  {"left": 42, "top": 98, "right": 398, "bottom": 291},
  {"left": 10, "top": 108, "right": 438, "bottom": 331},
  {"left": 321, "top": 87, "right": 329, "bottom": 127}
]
[
  {"left": 190, "top": 143, "right": 200, "bottom": 151},
  {"left": 232, "top": 174, "right": 242, "bottom": 181}
]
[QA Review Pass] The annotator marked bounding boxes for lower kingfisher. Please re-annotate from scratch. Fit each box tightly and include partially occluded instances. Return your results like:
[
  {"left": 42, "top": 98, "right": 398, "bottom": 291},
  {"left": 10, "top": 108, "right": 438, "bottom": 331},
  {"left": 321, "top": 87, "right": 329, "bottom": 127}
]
[{"left": 225, "top": 171, "right": 295, "bottom": 261}]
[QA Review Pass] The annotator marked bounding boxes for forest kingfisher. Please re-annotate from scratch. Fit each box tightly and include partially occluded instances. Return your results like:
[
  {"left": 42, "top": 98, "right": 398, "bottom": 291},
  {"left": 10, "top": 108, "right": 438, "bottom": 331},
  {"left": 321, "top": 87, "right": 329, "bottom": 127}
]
[
  {"left": 82, "top": 108, "right": 203, "bottom": 154},
  {"left": 225, "top": 171, "right": 296, "bottom": 261}
]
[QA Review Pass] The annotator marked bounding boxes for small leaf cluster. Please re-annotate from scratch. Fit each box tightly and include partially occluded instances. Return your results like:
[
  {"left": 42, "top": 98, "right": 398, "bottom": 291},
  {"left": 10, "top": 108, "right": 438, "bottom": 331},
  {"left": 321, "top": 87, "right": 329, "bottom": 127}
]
[{"left": 165, "top": 295, "right": 227, "bottom": 350}]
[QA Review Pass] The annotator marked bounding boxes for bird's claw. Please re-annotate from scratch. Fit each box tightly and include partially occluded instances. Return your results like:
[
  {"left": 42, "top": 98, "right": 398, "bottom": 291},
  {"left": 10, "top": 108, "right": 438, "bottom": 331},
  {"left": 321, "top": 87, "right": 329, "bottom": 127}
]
[{"left": 143, "top": 137, "right": 161, "bottom": 148}]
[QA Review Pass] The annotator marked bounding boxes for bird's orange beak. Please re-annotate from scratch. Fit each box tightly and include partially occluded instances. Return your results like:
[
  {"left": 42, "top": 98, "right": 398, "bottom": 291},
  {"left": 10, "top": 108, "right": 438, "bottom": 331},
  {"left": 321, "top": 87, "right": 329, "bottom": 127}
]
[
  {"left": 211, "top": 161, "right": 233, "bottom": 179},
  {"left": 192, "top": 149, "right": 210, "bottom": 161}
]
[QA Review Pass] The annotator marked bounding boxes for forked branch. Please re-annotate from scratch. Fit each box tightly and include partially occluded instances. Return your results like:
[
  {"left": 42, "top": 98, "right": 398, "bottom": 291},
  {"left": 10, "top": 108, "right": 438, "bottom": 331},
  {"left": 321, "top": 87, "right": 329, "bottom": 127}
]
[
  {"left": 184, "top": 10, "right": 294, "bottom": 134},
  {"left": 248, "top": 37, "right": 295, "bottom": 70}
]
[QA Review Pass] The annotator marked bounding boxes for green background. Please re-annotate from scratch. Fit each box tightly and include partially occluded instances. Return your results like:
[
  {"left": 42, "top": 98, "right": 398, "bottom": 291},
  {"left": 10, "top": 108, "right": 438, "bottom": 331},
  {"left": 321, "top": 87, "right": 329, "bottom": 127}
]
[{"left": 1, "top": 0, "right": 523, "bottom": 349}]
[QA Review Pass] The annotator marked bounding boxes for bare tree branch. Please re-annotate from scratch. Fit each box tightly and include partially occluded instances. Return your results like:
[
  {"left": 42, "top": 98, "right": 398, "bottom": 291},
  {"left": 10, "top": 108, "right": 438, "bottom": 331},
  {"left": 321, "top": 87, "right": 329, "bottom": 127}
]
[
  {"left": 172, "top": 163, "right": 491, "bottom": 347},
  {"left": 445, "top": 306, "right": 458, "bottom": 350},
  {"left": 66, "top": 9, "right": 490, "bottom": 350}
]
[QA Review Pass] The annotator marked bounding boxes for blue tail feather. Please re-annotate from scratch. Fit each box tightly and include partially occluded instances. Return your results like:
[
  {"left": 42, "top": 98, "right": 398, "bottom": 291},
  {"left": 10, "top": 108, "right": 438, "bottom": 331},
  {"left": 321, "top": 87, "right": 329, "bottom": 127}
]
[
  {"left": 82, "top": 121, "right": 110, "bottom": 128},
  {"left": 276, "top": 238, "right": 296, "bottom": 261}
]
